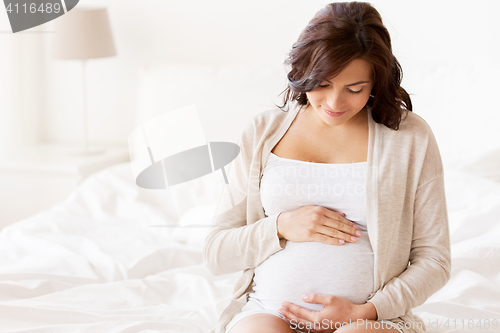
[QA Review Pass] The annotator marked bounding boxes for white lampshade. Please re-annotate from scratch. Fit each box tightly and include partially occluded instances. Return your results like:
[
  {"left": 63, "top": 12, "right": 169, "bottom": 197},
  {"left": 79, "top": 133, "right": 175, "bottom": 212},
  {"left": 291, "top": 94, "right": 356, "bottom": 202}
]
[{"left": 52, "top": 7, "right": 116, "bottom": 60}]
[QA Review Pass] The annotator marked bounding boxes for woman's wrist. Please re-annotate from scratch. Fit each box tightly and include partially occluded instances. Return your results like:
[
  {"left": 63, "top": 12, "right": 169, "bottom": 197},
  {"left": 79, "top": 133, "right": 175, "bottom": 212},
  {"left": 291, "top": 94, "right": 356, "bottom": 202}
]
[
  {"left": 276, "top": 212, "right": 285, "bottom": 239},
  {"left": 356, "top": 301, "right": 378, "bottom": 321}
]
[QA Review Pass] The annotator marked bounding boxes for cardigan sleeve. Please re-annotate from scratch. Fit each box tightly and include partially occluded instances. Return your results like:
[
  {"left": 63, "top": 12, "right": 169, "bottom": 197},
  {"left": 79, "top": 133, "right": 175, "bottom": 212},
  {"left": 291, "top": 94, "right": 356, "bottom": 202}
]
[
  {"left": 203, "top": 207, "right": 285, "bottom": 276},
  {"left": 202, "top": 117, "right": 286, "bottom": 276},
  {"left": 368, "top": 125, "right": 452, "bottom": 320}
]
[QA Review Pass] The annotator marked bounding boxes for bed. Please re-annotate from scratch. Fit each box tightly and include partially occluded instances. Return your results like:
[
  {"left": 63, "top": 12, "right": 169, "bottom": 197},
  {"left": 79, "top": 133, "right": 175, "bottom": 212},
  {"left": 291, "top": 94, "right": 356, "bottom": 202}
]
[{"left": 1, "top": 60, "right": 500, "bottom": 333}]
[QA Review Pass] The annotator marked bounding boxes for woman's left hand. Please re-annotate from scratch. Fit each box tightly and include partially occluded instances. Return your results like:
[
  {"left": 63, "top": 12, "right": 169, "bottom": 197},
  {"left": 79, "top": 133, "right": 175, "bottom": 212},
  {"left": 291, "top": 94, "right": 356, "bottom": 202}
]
[{"left": 278, "top": 294, "right": 361, "bottom": 333}]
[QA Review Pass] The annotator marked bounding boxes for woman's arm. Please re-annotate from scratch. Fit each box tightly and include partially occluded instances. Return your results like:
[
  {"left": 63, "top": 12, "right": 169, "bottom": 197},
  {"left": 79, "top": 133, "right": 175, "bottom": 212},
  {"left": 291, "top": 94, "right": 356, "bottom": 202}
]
[
  {"left": 357, "top": 301, "right": 378, "bottom": 320},
  {"left": 367, "top": 127, "right": 452, "bottom": 320},
  {"left": 202, "top": 114, "right": 286, "bottom": 276},
  {"left": 203, "top": 200, "right": 284, "bottom": 276}
]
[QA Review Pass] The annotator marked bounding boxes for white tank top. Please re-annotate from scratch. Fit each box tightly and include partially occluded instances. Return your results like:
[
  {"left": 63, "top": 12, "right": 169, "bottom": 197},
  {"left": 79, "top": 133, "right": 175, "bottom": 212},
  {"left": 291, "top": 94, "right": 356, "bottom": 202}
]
[{"left": 249, "top": 152, "right": 374, "bottom": 312}]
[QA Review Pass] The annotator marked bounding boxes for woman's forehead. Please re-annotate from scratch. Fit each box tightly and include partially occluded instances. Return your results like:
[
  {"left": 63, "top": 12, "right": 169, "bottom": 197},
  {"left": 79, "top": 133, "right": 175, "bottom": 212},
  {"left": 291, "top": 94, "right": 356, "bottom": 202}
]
[{"left": 322, "top": 59, "right": 372, "bottom": 82}]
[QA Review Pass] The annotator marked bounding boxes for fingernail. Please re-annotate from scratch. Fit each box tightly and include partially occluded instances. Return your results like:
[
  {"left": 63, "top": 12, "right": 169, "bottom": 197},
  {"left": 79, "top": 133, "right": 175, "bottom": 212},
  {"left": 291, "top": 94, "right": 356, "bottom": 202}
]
[
  {"left": 339, "top": 239, "right": 345, "bottom": 244},
  {"left": 353, "top": 225, "right": 359, "bottom": 229},
  {"left": 302, "top": 294, "right": 308, "bottom": 300},
  {"left": 356, "top": 230, "right": 362, "bottom": 236},
  {"left": 351, "top": 236, "right": 357, "bottom": 241}
]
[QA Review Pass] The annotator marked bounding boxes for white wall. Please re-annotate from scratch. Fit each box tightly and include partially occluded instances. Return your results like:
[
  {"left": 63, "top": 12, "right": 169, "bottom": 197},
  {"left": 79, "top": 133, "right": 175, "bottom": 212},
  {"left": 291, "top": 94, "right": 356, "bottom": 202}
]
[
  {"left": 0, "top": 18, "right": 18, "bottom": 153},
  {"left": 0, "top": 10, "right": 45, "bottom": 152},
  {"left": 1, "top": 0, "right": 499, "bottom": 168}
]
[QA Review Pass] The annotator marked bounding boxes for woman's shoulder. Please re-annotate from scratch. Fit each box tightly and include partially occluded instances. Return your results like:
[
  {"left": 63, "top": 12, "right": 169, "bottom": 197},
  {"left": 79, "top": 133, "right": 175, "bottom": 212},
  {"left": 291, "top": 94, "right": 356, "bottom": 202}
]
[
  {"left": 252, "top": 105, "right": 295, "bottom": 127},
  {"left": 381, "top": 109, "right": 434, "bottom": 141},
  {"left": 240, "top": 104, "right": 298, "bottom": 140},
  {"left": 396, "top": 109, "right": 443, "bottom": 166},
  {"left": 375, "top": 109, "right": 439, "bottom": 156}
]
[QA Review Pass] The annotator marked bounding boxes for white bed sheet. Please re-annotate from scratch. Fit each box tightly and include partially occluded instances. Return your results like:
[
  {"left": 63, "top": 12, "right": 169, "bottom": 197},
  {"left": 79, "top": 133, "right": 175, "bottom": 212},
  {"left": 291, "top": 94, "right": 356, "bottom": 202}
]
[{"left": 0, "top": 162, "right": 499, "bottom": 332}]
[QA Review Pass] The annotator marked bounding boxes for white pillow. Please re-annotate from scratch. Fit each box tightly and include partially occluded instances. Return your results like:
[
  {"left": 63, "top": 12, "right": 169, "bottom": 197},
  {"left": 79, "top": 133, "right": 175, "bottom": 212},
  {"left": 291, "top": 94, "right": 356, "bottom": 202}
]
[{"left": 135, "top": 62, "right": 289, "bottom": 142}]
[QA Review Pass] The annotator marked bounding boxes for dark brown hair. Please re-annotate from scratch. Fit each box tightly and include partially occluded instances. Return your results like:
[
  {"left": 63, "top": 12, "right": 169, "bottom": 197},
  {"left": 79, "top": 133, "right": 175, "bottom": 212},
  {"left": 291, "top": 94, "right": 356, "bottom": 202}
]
[{"left": 278, "top": 1, "right": 412, "bottom": 130}]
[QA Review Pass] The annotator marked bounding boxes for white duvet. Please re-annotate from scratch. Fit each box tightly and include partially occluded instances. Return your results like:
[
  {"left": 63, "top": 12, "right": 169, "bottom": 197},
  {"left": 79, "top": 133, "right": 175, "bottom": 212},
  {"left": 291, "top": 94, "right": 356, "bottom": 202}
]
[{"left": 0, "top": 162, "right": 499, "bottom": 332}]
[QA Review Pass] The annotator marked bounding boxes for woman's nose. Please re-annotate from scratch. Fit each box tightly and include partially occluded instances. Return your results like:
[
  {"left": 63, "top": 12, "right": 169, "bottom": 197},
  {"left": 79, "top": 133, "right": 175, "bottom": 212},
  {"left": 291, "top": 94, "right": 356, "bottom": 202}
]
[{"left": 326, "top": 91, "right": 343, "bottom": 111}]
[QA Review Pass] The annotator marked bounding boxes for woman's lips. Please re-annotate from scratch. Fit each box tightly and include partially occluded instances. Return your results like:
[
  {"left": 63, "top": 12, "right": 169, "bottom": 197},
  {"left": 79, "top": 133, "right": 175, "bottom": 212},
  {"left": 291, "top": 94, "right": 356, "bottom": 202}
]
[{"left": 323, "top": 108, "right": 346, "bottom": 117}]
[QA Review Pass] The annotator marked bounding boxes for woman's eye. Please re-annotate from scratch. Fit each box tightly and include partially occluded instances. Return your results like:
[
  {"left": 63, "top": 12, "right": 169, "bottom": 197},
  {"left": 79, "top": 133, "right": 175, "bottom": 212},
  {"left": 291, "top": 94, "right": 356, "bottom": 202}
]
[
  {"left": 317, "top": 85, "right": 363, "bottom": 93},
  {"left": 348, "top": 88, "right": 363, "bottom": 94}
]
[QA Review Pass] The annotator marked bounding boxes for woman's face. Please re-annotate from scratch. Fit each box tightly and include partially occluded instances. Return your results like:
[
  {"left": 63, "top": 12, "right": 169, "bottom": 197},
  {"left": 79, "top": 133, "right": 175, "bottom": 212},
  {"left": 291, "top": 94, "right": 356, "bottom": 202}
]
[{"left": 305, "top": 58, "right": 374, "bottom": 130}]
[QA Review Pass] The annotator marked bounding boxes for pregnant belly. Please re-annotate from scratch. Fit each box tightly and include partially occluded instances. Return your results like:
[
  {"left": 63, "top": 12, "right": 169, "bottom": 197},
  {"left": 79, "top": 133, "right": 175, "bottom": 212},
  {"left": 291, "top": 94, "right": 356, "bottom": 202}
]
[{"left": 249, "top": 232, "right": 374, "bottom": 312}]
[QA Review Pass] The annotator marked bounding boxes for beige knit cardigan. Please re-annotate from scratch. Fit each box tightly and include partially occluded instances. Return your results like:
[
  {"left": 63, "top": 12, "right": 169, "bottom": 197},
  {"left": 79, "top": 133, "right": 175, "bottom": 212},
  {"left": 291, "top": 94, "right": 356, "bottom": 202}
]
[{"left": 203, "top": 102, "right": 451, "bottom": 333}]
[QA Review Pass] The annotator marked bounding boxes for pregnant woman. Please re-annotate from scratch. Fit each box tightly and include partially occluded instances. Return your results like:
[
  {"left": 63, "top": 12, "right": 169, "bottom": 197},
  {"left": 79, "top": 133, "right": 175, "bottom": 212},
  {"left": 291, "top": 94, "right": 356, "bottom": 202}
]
[{"left": 204, "top": 2, "right": 451, "bottom": 333}]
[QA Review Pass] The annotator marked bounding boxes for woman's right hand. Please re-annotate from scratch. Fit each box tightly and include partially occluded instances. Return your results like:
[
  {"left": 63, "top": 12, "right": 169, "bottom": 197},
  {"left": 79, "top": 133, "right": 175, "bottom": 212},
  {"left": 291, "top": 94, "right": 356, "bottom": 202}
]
[{"left": 276, "top": 205, "right": 361, "bottom": 245}]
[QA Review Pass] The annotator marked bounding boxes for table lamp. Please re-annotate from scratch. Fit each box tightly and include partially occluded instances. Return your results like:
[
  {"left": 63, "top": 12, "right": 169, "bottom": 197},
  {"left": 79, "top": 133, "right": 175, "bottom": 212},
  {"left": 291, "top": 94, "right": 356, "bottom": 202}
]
[{"left": 51, "top": 7, "right": 117, "bottom": 155}]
